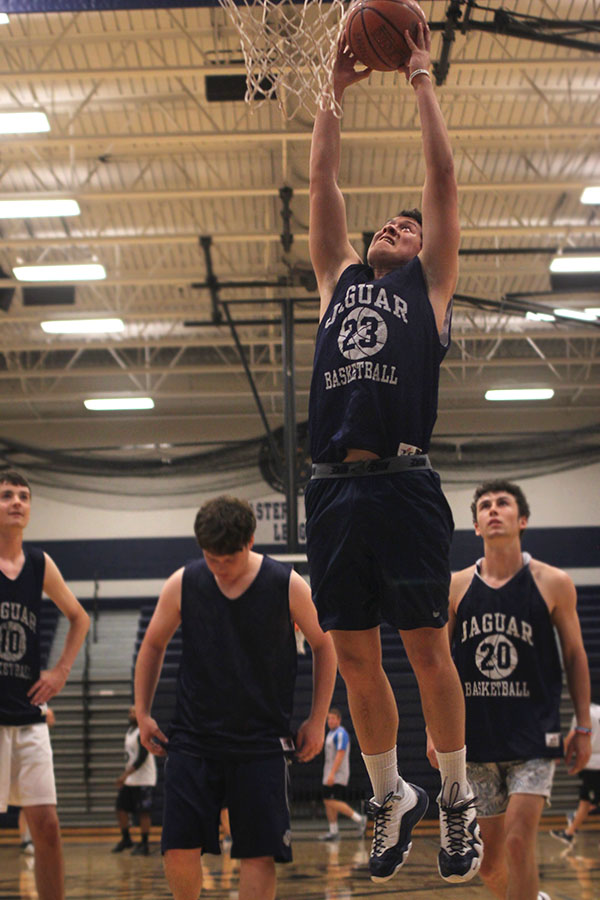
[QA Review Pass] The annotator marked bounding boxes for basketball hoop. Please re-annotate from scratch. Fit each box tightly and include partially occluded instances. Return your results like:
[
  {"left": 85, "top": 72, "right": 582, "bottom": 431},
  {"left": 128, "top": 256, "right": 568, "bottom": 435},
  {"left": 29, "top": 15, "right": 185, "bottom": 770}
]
[{"left": 217, "top": 0, "right": 347, "bottom": 119}]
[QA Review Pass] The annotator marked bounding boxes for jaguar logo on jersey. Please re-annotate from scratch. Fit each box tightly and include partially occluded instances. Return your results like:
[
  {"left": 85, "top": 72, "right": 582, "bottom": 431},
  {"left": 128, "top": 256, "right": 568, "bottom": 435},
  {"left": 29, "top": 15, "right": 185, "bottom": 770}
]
[
  {"left": 475, "top": 634, "right": 518, "bottom": 680},
  {"left": 338, "top": 308, "right": 387, "bottom": 360},
  {"left": 0, "top": 620, "right": 26, "bottom": 663},
  {"left": 461, "top": 614, "right": 532, "bottom": 698}
]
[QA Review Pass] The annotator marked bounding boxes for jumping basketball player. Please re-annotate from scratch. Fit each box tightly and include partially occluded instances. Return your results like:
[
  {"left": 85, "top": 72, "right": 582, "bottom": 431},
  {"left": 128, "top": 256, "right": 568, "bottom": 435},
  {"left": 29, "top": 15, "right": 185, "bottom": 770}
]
[
  {"left": 428, "top": 479, "right": 592, "bottom": 900},
  {"left": 134, "top": 495, "right": 336, "bottom": 900},
  {"left": 0, "top": 470, "right": 90, "bottom": 900},
  {"left": 307, "top": 22, "right": 482, "bottom": 884}
]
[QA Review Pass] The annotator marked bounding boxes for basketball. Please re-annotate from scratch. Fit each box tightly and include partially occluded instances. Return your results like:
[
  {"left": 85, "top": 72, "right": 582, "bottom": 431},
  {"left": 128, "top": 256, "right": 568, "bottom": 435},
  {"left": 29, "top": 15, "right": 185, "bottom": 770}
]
[{"left": 344, "top": 0, "right": 427, "bottom": 72}]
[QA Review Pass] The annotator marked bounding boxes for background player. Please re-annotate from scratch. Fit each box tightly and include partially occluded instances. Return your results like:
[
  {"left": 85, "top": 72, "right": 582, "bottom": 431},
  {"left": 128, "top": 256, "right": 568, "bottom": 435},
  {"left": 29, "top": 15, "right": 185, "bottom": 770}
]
[
  {"left": 429, "top": 479, "right": 591, "bottom": 900},
  {"left": 319, "top": 707, "right": 366, "bottom": 841},
  {"left": 134, "top": 495, "right": 336, "bottom": 900},
  {"left": 306, "top": 20, "right": 481, "bottom": 886},
  {"left": 550, "top": 701, "right": 600, "bottom": 847},
  {"left": 0, "top": 470, "right": 90, "bottom": 900},
  {"left": 112, "top": 705, "right": 157, "bottom": 856}
]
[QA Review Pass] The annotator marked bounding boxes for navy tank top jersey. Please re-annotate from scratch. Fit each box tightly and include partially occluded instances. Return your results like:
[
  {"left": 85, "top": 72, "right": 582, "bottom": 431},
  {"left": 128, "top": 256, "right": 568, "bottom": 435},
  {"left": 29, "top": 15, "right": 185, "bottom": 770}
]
[
  {"left": 0, "top": 546, "right": 46, "bottom": 726},
  {"left": 309, "top": 258, "right": 451, "bottom": 462},
  {"left": 453, "top": 554, "right": 563, "bottom": 763},
  {"left": 169, "top": 555, "right": 297, "bottom": 758}
]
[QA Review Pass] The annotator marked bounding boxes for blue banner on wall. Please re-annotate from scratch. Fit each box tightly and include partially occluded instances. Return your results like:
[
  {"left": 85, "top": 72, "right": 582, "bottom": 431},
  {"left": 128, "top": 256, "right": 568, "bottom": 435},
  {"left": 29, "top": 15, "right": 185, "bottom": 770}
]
[
  {"left": 26, "top": 526, "right": 600, "bottom": 582},
  {"left": 1, "top": 1, "right": 221, "bottom": 11}
]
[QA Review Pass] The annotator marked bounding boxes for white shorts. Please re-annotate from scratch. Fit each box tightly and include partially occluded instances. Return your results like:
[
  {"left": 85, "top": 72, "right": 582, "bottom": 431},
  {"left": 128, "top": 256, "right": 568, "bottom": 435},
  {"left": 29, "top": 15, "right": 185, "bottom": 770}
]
[
  {"left": 467, "top": 758, "right": 555, "bottom": 818},
  {"left": 0, "top": 723, "right": 57, "bottom": 813}
]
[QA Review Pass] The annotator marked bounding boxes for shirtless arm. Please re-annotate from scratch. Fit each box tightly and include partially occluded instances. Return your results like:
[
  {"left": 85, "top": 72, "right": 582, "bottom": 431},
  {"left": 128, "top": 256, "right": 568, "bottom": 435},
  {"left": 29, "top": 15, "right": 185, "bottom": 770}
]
[
  {"left": 544, "top": 565, "right": 592, "bottom": 773},
  {"left": 309, "top": 38, "right": 368, "bottom": 317},
  {"left": 134, "top": 568, "right": 183, "bottom": 756},
  {"left": 288, "top": 570, "right": 337, "bottom": 761},
  {"left": 28, "top": 554, "right": 90, "bottom": 705}
]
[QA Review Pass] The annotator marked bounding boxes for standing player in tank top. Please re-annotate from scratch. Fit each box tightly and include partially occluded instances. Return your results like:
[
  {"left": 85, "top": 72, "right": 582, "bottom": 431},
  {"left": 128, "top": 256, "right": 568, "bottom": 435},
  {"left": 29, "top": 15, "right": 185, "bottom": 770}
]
[
  {"left": 0, "top": 470, "right": 90, "bottom": 900},
  {"left": 428, "top": 479, "right": 592, "bottom": 900},
  {"left": 307, "top": 19, "right": 481, "bottom": 886},
  {"left": 134, "top": 495, "right": 337, "bottom": 900}
]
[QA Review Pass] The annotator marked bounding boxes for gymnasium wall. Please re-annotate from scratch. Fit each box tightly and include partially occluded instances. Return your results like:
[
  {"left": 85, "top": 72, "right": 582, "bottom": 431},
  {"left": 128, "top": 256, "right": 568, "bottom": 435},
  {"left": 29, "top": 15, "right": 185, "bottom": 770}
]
[{"left": 22, "top": 461, "right": 600, "bottom": 603}]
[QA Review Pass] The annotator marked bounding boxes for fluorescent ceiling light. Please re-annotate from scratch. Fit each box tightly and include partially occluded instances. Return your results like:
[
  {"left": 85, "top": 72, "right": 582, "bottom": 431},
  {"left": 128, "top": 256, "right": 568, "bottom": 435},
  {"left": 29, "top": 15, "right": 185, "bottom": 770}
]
[
  {"left": 13, "top": 263, "right": 106, "bottom": 282},
  {"left": 581, "top": 187, "right": 600, "bottom": 205},
  {"left": 0, "top": 199, "right": 80, "bottom": 219},
  {"left": 585, "top": 308, "right": 600, "bottom": 317},
  {"left": 41, "top": 318, "right": 124, "bottom": 334},
  {"left": 549, "top": 256, "right": 600, "bottom": 274},
  {"left": 485, "top": 389, "right": 554, "bottom": 401},
  {"left": 553, "top": 308, "right": 598, "bottom": 322},
  {"left": 0, "top": 14, "right": 9, "bottom": 24},
  {"left": 0, "top": 112, "right": 50, "bottom": 134},
  {"left": 526, "top": 311, "right": 555, "bottom": 322},
  {"left": 84, "top": 398, "right": 154, "bottom": 411}
]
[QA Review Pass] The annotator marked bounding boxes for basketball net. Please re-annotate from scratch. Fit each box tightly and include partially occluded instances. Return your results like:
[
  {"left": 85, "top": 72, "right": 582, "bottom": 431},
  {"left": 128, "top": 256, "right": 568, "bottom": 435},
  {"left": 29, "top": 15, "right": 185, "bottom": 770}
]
[{"left": 217, "top": 0, "right": 347, "bottom": 119}]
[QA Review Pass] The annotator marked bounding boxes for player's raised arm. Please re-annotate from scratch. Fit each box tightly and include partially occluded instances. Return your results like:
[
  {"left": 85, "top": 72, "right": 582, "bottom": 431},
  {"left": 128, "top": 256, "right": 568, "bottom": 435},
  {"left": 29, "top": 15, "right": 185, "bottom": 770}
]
[
  {"left": 309, "top": 37, "right": 368, "bottom": 317},
  {"left": 405, "top": 23, "right": 459, "bottom": 332},
  {"left": 134, "top": 568, "right": 183, "bottom": 756}
]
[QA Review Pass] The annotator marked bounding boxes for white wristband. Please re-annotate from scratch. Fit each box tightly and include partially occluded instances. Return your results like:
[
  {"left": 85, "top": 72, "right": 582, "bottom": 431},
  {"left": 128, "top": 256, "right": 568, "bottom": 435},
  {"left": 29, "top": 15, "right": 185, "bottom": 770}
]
[{"left": 408, "top": 68, "right": 431, "bottom": 86}]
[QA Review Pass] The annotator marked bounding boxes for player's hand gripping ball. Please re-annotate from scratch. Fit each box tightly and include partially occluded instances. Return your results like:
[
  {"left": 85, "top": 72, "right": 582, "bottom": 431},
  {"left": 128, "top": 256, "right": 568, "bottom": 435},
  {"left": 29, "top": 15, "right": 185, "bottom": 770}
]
[{"left": 344, "top": 0, "right": 427, "bottom": 72}]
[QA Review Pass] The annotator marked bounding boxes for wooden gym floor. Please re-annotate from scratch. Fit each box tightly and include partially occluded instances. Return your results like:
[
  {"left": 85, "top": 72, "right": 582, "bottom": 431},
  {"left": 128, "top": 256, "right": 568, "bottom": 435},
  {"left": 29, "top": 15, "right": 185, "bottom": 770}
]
[{"left": 0, "top": 818, "right": 599, "bottom": 899}]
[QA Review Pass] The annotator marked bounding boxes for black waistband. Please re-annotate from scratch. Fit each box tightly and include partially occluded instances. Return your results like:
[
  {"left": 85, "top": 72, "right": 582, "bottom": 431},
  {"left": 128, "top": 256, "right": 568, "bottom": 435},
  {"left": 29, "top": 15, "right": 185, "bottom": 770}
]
[{"left": 311, "top": 455, "right": 432, "bottom": 479}]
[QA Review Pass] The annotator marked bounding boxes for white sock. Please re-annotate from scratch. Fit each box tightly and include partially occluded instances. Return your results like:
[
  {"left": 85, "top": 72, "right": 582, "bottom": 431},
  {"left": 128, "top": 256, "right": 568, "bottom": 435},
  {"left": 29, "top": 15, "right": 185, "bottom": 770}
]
[
  {"left": 362, "top": 747, "right": 407, "bottom": 803},
  {"left": 436, "top": 746, "right": 470, "bottom": 805},
  {"left": 351, "top": 811, "right": 362, "bottom": 823},
  {"left": 328, "top": 821, "right": 339, "bottom": 835}
]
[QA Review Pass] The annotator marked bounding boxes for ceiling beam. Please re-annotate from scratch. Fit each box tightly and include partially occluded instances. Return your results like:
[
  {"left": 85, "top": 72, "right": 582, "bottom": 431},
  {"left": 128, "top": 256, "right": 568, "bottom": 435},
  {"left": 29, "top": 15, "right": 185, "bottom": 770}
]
[
  {"left": 0, "top": 180, "right": 592, "bottom": 203},
  {"left": 0, "top": 355, "right": 597, "bottom": 381},
  {"left": 1, "top": 124, "right": 597, "bottom": 154},
  {"left": 0, "top": 57, "right": 598, "bottom": 84},
  {"left": 0, "top": 222, "right": 596, "bottom": 255},
  {"left": 0, "top": 382, "right": 596, "bottom": 405},
  {"left": 1, "top": 329, "right": 597, "bottom": 355}
]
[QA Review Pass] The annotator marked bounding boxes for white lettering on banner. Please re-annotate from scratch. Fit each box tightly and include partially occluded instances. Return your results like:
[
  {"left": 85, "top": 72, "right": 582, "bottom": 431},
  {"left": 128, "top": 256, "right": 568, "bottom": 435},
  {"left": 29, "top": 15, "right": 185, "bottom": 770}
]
[{"left": 250, "top": 500, "right": 306, "bottom": 546}]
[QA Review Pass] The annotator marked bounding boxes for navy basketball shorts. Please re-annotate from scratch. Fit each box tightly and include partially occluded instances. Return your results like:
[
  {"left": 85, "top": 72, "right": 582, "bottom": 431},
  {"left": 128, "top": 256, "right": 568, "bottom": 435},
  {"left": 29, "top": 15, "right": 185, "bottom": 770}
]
[
  {"left": 579, "top": 769, "right": 600, "bottom": 804},
  {"left": 161, "top": 750, "right": 292, "bottom": 862},
  {"left": 305, "top": 467, "right": 454, "bottom": 631},
  {"left": 322, "top": 783, "right": 349, "bottom": 801},
  {"left": 116, "top": 784, "right": 154, "bottom": 814}
]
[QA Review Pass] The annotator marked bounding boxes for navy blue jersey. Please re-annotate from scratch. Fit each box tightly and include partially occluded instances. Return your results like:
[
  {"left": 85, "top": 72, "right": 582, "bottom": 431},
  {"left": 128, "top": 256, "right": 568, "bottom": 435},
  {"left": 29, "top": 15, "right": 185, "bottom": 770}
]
[
  {"left": 453, "top": 555, "right": 563, "bottom": 762},
  {"left": 309, "top": 258, "right": 450, "bottom": 462},
  {"left": 169, "top": 555, "right": 297, "bottom": 758},
  {"left": 0, "top": 546, "right": 46, "bottom": 726}
]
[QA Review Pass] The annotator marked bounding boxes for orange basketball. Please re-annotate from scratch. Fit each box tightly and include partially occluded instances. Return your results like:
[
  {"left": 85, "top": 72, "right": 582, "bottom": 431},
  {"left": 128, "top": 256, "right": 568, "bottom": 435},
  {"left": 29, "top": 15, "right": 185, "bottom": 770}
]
[{"left": 344, "top": 0, "right": 427, "bottom": 72}]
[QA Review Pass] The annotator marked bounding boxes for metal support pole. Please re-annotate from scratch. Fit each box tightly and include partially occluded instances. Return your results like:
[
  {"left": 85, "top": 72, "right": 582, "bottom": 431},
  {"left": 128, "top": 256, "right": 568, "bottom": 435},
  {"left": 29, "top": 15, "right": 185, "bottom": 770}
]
[
  {"left": 281, "top": 296, "right": 298, "bottom": 552},
  {"left": 222, "top": 303, "right": 282, "bottom": 462},
  {"left": 199, "top": 235, "right": 222, "bottom": 325}
]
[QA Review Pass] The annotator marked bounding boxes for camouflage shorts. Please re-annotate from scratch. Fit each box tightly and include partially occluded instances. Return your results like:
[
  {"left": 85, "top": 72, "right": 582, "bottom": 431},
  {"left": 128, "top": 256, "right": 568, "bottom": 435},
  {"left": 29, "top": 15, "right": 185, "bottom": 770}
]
[{"left": 467, "top": 758, "right": 555, "bottom": 817}]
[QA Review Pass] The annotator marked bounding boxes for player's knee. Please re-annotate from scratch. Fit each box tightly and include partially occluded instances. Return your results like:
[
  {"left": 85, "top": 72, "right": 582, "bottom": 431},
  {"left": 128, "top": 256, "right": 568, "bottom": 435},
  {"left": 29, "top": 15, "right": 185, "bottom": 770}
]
[
  {"left": 335, "top": 651, "right": 381, "bottom": 686},
  {"left": 27, "top": 806, "right": 61, "bottom": 849},
  {"left": 406, "top": 643, "right": 450, "bottom": 677},
  {"left": 163, "top": 848, "right": 203, "bottom": 897},
  {"left": 504, "top": 827, "right": 533, "bottom": 865}
]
